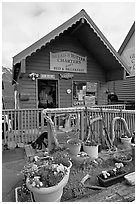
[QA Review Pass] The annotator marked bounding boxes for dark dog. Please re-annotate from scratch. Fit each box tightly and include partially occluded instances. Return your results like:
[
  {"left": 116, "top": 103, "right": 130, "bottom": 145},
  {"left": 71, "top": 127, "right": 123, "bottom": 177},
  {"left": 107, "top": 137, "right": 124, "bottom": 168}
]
[{"left": 31, "top": 132, "right": 48, "bottom": 150}]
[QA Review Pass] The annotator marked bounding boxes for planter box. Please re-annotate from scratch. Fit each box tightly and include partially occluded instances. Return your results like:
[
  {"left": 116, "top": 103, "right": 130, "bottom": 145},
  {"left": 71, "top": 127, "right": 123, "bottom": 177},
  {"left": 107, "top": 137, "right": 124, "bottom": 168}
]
[{"left": 97, "top": 171, "right": 127, "bottom": 187}]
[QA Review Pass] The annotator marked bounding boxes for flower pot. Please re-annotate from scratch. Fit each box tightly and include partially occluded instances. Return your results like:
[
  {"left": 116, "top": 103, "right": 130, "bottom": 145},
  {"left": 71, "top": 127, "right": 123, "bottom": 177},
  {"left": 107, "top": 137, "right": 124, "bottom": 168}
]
[
  {"left": 70, "top": 152, "right": 90, "bottom": 167},
  {"left": 113, "top": 153, "right": 132, "bottom": 164},
  {"left": 83, "top": 144, "right": 98, "bottom": 159},
  {"left": 67, "top": 138, "right": 82, "bottom": 156},
  {"left": 26, "top": 162, "right": 72, "bottom": 202},
  {"left": 120, "top": 137, "right": 132, "bottom": 148}
]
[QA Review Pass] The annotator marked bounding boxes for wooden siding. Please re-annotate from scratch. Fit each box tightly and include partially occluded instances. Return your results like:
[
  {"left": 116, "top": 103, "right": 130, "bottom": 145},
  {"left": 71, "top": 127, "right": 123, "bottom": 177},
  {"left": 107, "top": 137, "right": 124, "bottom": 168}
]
[
  {"left": 108, "top": 76, "right": 135, "bottom": 102},
  {"left": 19, "top": 33, "right": 106, "bottom": 108},
  {"left": 115, "top": 76, "right": 135, "bottom": 102}
]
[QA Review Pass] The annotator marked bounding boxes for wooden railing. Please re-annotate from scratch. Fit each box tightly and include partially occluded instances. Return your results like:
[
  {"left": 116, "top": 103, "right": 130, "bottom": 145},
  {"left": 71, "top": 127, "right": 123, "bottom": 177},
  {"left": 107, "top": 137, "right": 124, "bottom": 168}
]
[
  {"left": 87, "top": 107, "right": 135, "bottom": 140},
  {"left": 2, "top": 104, "right": 134, "bottom": 146},
  {"left": 2, "top": 109, "right": 44, "bottom": 145},
  {"left": 91, "top": 104, "right": 126, "bottom": 110}
]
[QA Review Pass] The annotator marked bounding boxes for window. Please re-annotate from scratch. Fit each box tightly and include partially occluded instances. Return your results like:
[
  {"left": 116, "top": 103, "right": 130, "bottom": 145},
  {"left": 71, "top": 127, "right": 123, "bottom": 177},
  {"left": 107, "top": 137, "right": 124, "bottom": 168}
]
[{"left": 73, "top": 81, "right": 97, "bottom": 106}]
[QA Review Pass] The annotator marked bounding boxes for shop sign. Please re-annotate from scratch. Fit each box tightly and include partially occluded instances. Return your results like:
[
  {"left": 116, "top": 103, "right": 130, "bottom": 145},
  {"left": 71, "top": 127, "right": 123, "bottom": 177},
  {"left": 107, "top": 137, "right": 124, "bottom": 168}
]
[
  {"left": 50, "top": 51, "right": 87, "bottom": 73},
  {"left": 59, "top": 73, "right": 74, "bottom": 79},
  {"left": 123, "top": 47, "right": 135, "bottom": 75},
  {"left": 40, "top": 74, "right": 55, "bottom": 79}
]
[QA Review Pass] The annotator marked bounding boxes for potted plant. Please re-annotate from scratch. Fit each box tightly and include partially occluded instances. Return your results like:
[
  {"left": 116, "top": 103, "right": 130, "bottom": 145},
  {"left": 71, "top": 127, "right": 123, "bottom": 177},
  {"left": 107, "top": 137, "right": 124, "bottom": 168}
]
[
  {"left": 83, "top": 123, "right": 99, "bottom": 159},
  {"left": 67, "top": 138, "right": 82, "bottom": 156},
  {"left": 113, "top": 153, "right": 132, "bottom": 164},
  {"left": 22, "top": 151, "right": 72, "bottom": 202},
  {"left": 120, "top": 133, "right": 132, "bottom": 147},
  {"left": 83, "top": 139, "right": 99, "bottom": 159}
]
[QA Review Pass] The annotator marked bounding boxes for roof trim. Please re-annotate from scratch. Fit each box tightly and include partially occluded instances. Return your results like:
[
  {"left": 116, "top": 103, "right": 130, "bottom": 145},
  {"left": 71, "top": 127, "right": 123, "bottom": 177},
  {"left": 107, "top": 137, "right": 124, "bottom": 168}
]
[
  {"left": 13, "top": 9, "right": 130, "bottom": 74},
  {"left": 118, "top": 22, "right": 135, "bottom": 55}
]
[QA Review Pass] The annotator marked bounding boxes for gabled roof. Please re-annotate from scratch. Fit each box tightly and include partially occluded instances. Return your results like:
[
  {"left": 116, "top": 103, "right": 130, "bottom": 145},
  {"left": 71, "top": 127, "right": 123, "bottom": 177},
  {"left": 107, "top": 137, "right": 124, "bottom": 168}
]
[
  {"left": 118, "top": 22, "right": 135, "bottom": 55},
  {"left": 13, "top": 9, "right": 130, "bottom": 79}
]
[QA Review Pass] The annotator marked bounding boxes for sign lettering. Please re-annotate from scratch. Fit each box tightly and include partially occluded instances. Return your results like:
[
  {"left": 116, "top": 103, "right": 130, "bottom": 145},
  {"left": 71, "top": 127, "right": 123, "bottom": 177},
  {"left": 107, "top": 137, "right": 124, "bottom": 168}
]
[{"left": 50, "top": 51, "right": 87, "bottom": 73}]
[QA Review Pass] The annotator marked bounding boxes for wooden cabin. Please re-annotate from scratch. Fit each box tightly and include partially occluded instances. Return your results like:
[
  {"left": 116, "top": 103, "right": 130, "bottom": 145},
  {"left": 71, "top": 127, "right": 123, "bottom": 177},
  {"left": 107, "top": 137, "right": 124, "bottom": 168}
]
[
  {"left": 118, "top": 22, "right": 135, "bottom": 76},
  {"left": 108, "top": 22, "right": 135, "bottom": 109},
  {"left": 12, "top": 9, "right": 129, "bottom": 109}
]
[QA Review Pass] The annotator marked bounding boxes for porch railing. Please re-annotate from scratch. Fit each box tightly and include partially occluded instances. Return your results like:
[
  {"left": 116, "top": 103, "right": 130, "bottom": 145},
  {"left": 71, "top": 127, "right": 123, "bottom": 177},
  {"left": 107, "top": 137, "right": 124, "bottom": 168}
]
[{"left": 2, "top": 104, "right": 134, "bottom": 146}]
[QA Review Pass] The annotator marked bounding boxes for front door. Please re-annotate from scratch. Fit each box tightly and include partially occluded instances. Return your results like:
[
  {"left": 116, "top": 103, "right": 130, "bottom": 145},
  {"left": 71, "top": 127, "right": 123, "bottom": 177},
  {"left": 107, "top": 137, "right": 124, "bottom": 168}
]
[{"left": 38, "top": 79, "right": 58, "bottom": 108}]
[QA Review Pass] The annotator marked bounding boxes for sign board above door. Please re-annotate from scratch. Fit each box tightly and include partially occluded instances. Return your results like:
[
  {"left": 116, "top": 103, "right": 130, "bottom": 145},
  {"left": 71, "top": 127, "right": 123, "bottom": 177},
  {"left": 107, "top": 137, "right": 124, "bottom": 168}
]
[
  {"left": 50, "top": 51, "right": 87, "bottom": 73},
  {"left": 40, "top": 74, "right": 55, "bottom": 79}
]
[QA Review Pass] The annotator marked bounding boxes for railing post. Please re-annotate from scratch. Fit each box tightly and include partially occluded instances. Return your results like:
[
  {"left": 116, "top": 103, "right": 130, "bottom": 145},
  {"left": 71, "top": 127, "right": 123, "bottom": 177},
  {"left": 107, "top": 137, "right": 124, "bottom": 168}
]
[
  {"left": 80, "top": 110, "right": 85, "bottom": 141},
  {"left": 41, "top": 110, "right": 44, "bottom": 131}
]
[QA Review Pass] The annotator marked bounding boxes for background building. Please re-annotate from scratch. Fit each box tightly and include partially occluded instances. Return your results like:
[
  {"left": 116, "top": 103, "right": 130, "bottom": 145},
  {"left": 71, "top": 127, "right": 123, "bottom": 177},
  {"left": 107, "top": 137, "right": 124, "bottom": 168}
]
[{"left": 107, "top": 22, "right": 135, "bottom": 109}]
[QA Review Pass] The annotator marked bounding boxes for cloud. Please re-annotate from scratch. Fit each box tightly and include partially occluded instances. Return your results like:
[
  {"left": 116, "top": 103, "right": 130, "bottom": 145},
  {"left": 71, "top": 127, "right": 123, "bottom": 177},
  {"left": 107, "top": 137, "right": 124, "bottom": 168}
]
[{"left": 2, "top": 2, "right": 135, "bottom": 68}]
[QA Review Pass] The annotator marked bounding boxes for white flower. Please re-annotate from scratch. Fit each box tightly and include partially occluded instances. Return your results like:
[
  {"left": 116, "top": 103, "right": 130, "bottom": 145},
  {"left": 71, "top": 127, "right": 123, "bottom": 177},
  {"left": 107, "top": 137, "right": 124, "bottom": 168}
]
[
  {"left": 32, "top": 164, "right": 38, "bottom": 171},
  {"left": 52, "top": 164, "right": 58, "bottom": 169},
  {"left": 56, "top": 164, "right": 65, "bottom": 173},
  {"left": 32, "top": 182, "right": 36, "bottom": 187},
  {"left": 39, "top": 182, "right": 43, "bottom": 187},
  {"left": 34, "top": 156, "right": 39, "bottom": 161},
  {"left": 34, "top": 176, "right": 40, "bottom": 181}
]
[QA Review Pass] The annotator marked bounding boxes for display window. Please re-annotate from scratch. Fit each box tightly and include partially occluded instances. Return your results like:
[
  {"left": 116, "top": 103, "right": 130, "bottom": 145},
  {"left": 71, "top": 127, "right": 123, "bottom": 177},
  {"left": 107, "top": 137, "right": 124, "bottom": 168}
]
[{"left": 73, "top": 81, "right": 98, "bottom": 106}]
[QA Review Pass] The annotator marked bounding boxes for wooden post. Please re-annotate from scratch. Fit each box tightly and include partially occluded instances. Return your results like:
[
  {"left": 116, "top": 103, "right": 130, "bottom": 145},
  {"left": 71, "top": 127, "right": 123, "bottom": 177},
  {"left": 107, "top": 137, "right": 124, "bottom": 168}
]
[
  {"left": 99, "top": 121, "right": 106, "bottom": 149},
  {"left": 47, "top": 113, "right": 52, "bottom": 152},
  {"left": 80, "top": 111, "right": 85, "bottom": 141}
]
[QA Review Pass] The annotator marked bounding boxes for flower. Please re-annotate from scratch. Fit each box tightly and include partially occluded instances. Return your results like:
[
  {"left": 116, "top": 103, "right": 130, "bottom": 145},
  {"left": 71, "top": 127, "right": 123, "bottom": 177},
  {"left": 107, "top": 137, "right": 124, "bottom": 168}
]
[
  {"left": 22, "top": 151, "right": 70, "bottom": 189},
  {"left": 101, "top": 162, "right": 124, "bottom": 179}
]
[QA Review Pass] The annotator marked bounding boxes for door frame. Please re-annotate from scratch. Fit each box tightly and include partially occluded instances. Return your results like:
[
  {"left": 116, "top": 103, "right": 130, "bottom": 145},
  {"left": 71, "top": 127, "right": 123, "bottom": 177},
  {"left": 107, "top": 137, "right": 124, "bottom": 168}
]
[{"left": 36, "top": 78, "right": 60, "bottom": 109}]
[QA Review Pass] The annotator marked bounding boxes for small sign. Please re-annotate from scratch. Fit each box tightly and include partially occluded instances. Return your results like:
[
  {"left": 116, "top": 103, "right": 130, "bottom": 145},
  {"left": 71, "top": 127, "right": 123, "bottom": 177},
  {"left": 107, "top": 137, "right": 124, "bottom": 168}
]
[
  {"left": 59, "top": 73, "right": 74, "bottom": 79},
  {"left": 40, "top": 74, "right": 55, "bottom": 79},
  {"left": 73, "top": 100, "right": 84, "bottom": 106},
  {"left": 50, "top": 51, "right": 87, "bottom": 73},
  {"left": 85, "top": 96, "right": 95, "bottom": 106}
]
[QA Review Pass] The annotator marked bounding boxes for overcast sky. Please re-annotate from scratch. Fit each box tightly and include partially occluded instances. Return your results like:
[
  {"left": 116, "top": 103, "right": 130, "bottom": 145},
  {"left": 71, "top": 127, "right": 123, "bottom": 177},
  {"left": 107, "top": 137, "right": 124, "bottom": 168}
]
[{"left": 2, "top": 1, "right": 135, "bottom": 69}]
